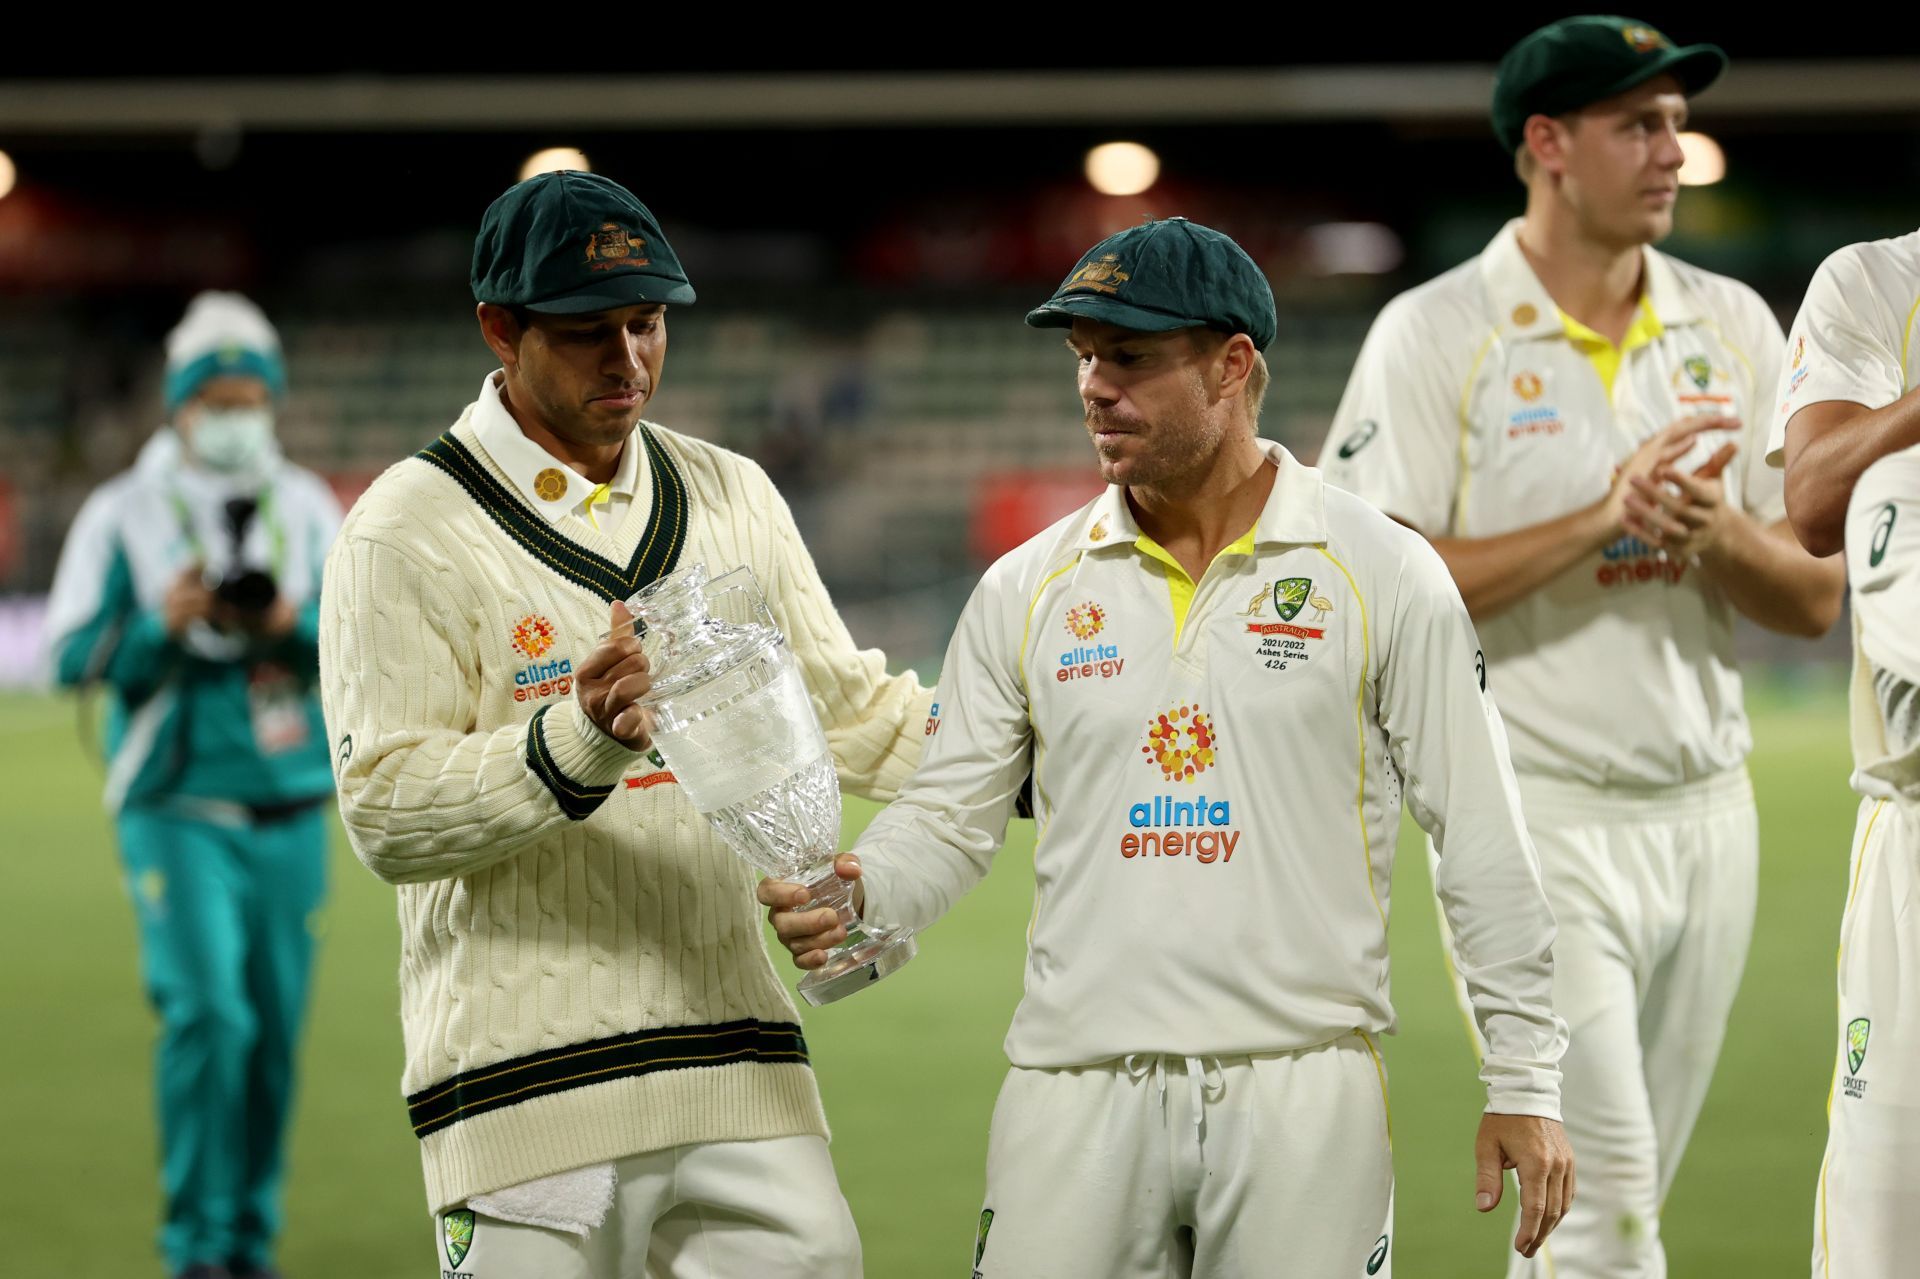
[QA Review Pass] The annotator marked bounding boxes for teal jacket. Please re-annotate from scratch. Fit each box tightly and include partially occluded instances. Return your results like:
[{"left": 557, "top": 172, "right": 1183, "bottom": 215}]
[{"left": 45, "top": 431, "right": 343, "bottom": 813}]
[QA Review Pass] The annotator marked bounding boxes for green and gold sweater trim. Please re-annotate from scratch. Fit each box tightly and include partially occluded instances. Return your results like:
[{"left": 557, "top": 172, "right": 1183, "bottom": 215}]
[
  {"left": 405, "top": 1019, "right": 810, "bottom": 1138},
  {"left": 523, "top": 704, "right": 615, "bottom": 820},
  {"left": 415, "top": 427, "right": 689, "bottom": 602}
]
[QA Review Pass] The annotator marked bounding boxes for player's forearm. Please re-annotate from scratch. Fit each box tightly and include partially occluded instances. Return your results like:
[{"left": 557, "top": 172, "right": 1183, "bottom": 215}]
[
  {"left": 335, "top": 702, "right": 638, "bottom": 884},
  {"left": 853, "top": 783, "right": 1019, "bottom": 933},
  {"left": 1784, "top": 392, "right": 1920, "bottom": 557},
  {"left": 1697, "top": 514, "right": 1846, "bottom": 638},
  {"left": 1425, "top": 498, "right": 1614, "bottom": 621}
]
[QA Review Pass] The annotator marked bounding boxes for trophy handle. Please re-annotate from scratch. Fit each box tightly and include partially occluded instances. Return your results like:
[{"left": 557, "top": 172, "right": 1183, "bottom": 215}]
[{"left": 703, "top": 566, "right": 777, "bottom": 633}]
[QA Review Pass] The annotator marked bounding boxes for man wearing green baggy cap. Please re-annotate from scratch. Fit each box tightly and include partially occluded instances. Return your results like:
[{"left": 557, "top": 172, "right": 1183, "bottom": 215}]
[
  {"left": 319, "top": 170, "right": 932, "bottom": 1277},
  {"left": 762, "top": 217, "right": 1574, "bottom": 1275},
  {"left": 1321, "top": 16, "right": 1844, "bottom": 1277}
]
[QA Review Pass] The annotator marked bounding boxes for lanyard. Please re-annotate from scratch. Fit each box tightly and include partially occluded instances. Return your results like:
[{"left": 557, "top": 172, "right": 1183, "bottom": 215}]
[{"left": 169, "top": 484, "right": 287, "bottom": 579}]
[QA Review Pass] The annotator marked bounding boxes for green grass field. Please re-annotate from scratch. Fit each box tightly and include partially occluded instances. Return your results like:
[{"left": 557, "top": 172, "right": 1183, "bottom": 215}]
[{"left": 0, "top": 683, "right": 1859, "bottom": 1277}]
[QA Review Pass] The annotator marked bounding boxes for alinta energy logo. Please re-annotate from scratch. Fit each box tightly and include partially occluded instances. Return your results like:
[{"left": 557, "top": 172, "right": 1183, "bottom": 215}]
[
  {"left": 512, "top": 614, "right": 556, "bottom": 659},
  {"left": 1507, "top": 370, "right": 1564, "bottom": 440},
  {"left": 1596, "top": 537, "right": 1687, "bottom": 588},
  {"left": 1144, "top": 704, "right": 1217, "bottom": 782},
  {"left": 1060, "top": 601, "right": 1124, "bottom": 683},
  {"left": 1123, "top": 703, "right": 1239, "bottom": 863},
  {"left": 510, "top": 614, "right": 574, "bottom": 703},
  {"left": 1065, "top": 601, "right": 1106, "bottom": 640}
]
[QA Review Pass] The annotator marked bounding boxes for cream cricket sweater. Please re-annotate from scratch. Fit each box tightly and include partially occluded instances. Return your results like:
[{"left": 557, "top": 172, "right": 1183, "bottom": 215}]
[{"left": 319, "top": 404, "right": 930, "bottom": 1212}]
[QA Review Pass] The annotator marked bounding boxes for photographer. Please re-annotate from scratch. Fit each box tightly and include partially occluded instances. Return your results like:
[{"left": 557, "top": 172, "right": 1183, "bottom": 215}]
[{"left": 44, "top": 292, "right": 342, "bottom": 1279}]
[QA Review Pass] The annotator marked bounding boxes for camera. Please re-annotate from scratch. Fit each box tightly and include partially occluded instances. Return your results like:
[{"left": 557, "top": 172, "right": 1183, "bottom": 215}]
[{"left": 211, "top": 497, "right": 278, "bottom": 619}]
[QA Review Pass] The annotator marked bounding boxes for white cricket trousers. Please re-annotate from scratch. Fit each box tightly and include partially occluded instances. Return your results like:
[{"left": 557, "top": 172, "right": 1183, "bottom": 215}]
[
  {"left": 1435, "top": 768, "right": 1758, "bottom": 1279},
  {"left": 1811, "top": 795, "right": 1920, "bottom": 1278},
  {"left": 428, "top": 1135, "right": 859, "bottom": 1278},
  {"left": 971, "top": 1034, "right": 1395, "bottom": 1279}
]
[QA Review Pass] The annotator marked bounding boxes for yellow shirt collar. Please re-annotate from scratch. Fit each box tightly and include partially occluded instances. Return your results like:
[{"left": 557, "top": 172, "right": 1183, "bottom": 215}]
[{"left": 1559, "top": 297, "right": 1665, "bottom": 396}]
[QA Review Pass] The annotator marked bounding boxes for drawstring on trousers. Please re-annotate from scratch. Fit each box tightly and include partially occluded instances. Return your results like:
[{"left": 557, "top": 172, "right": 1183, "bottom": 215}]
[{"left": 1124, "top": 1054, "right": 1227, "bottom": 1155}]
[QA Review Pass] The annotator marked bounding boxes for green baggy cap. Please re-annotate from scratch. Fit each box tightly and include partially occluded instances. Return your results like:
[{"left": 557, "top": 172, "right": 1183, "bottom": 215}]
[
  {"left": 1025, "top": 217, "right": 1276, "bottom": 350},
  {"left": 472, "top": 170, "right": 695, "bottom": 314},
  {"left": 1492, "top": 16, "right": 1726, "bottom": 152}
]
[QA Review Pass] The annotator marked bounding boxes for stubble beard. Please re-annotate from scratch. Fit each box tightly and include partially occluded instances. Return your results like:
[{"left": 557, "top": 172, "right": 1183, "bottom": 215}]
[{"left": 1085, "top": 377, "right": 1214, "bottom": 489}]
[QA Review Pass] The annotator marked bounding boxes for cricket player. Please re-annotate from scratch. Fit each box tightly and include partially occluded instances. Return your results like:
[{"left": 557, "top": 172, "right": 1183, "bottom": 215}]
[
  {"left": 764, "top": 217, "right": 1574, "bottom": 1277},
  {"left": 1772, "top": 228, "right": 1920, "bottom": 1276},
  {"left": 1319, "top": 17, "right": 1845, "bottom": 1277},
  {"left": 44, "top": 292, "right": 342, "bottom": 1279},
  {"left": 318, "top": 172, "right": 930, "bottom": 1278}
]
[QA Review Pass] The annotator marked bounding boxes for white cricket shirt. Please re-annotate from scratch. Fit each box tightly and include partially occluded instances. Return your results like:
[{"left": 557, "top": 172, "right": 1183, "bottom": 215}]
[
  {"left": 1321, "top": 220, "right": 1787, "bottom": 788},
  {"left": 857, "top": 440, "right": 1567, "bottom": 1118},
  {"left": 1772, "top": 230, "right": 1920, "bottom": 793}
]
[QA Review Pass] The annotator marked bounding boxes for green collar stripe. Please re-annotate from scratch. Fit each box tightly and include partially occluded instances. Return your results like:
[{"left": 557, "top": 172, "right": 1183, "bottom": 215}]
[
  {"left": 525, "top": 705, "right": 615, "bottom": 821},
  {"left": 415, "top": 427, "right": 688, "bottom": 601},
  {"left": 405, "top": 1018, "right": 810, "bottom": 1138}
]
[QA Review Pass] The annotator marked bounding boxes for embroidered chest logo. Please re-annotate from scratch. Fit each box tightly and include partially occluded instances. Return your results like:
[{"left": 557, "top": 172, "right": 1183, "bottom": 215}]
[
  {"left": 1248, "top": 577, "right": 1332, "bottom": 672},
  {"left": 1124, "top": 704, "right": 1240, "bottom": 864},
  {"left": 1065, "top": 601, "right": 1106, "bottom": 639},
  {"left": 511, "top": 614, "right": 574, "bottom": 703},
  {"left": 1507, "top": 370, "right": 1564, "bottom": 440},
  {"left": 512, "top": 614, "right": 557, "bottom": 659},
  {"left": 1143, "top": 704, "right": 1216, "bottom": 782},
  {"left": 1672, "top": 356, "right": 1734, "bottom": 409},
  {"left": 1060, "top": 601, "right": 1124, "bottom": 683}
]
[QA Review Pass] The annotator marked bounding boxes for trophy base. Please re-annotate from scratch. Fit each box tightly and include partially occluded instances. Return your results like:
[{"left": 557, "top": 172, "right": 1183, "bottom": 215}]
[{"left": 798, "top": 932, "right": 917, "bottom": 1006}]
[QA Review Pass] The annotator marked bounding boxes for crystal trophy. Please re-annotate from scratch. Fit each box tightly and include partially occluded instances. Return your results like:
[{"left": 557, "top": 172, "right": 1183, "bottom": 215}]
[{"left": 629, "top": 562, "right": 915, "bottom": 1005}]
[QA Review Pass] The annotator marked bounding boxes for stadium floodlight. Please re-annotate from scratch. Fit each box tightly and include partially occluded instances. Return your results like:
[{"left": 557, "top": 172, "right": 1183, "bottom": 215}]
[
  {"left": 520, "top": 147, "right": 591, "bottom": 182},
  {"left": 1085, "top": 142, "right": 1159, "bottom": 197},
  {"left": 1677, "top": 132, "right": 1726, "bottom": 187},
  {"left": 0, "top": 151, "right": 15, "bottom": 201}
]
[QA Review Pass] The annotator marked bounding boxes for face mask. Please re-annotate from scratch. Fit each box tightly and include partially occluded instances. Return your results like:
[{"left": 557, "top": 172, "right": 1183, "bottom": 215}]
[{"left": 187, "top": 407, "right": 276, "bottom": 474}]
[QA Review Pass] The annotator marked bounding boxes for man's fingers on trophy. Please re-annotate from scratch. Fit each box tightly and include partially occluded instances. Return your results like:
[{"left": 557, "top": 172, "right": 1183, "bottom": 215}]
[
  {"left": 756, "top": 878, "right": 814, "bottom": 910},
  {"left": 832, "top": 852, "right": 863, "bottom": 881},
  {"left": 577, "top": 637, "right": 640, "bottom": 681},
  {"left": 792, "top": 924, "right": 849, "bottom": 963},
  {"left": 756, "top": 878, "right": 802, "bottom": 909},
  {"left": 609, "top": 704, "right": 651, "bottom": 744},
  {"left": 608, "top": 669, "right": 654, "bottom": 708},
  {"left": 775, "top": 905, "right": 841, "bottom": 942},
  {"left": 608, "top": 599, "right": 638, "bottom": 640}
]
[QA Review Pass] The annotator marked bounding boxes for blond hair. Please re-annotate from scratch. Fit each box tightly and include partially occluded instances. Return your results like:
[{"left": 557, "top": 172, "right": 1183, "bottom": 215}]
[{"left": 1191, "top": 330, "right": 1270, "bottom": 426}]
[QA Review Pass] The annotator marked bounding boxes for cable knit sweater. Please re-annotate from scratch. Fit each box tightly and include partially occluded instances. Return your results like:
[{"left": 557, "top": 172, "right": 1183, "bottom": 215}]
[{"left": 318, "top": 408, "right": 930, "bottom": 1212}]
